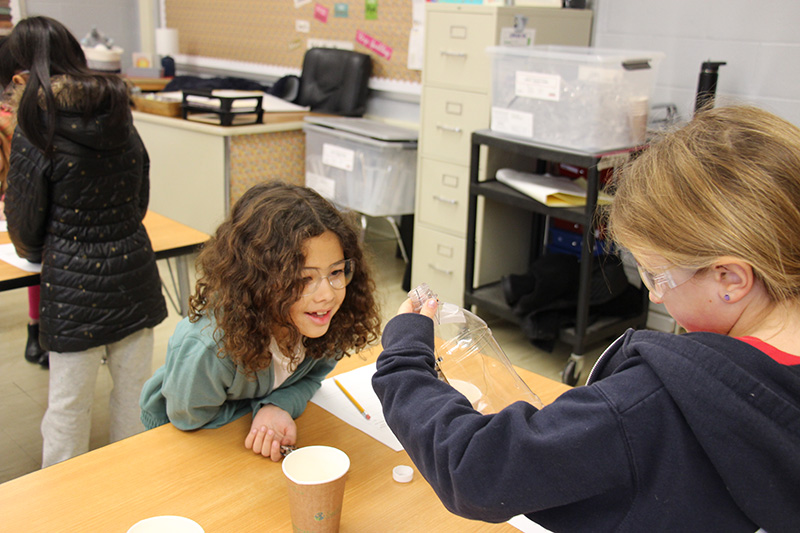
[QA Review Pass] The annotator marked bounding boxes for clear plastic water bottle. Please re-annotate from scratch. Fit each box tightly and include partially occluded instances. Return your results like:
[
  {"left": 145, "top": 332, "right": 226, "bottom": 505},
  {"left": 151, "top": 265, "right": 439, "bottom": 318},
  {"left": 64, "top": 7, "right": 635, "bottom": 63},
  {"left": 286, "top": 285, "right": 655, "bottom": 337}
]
[{"left": 408, "top": 283, "right": 544, "bottom": 413}]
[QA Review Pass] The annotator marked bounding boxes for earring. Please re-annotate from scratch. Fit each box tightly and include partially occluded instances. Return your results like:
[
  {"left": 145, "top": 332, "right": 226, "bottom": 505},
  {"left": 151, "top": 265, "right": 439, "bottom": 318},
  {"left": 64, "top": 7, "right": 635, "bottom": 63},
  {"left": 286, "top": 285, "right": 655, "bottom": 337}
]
[{"left": 724, "top": 294, "right": 730, "bottom": 301}]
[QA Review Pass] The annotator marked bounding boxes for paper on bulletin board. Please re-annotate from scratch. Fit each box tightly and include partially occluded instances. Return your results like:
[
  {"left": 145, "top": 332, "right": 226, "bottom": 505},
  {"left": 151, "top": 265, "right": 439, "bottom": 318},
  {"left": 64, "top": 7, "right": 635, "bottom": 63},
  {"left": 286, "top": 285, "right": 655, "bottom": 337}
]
[
  {"left": 406, "top": 0, "right": 426, "bottom": 70},
  {"left": 310, "top": 363, "right": 403, "bottom": 451},
  {"left": 407, "top": 25, "right": 424, "bottom": 70}
]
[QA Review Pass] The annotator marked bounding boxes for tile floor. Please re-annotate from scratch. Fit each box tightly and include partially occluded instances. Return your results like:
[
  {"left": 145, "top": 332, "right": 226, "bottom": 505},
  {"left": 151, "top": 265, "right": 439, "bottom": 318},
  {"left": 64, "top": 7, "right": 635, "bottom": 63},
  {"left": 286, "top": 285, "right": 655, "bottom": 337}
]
[{"left": 0, "top": 219, "right": 605, "bottom": 484}]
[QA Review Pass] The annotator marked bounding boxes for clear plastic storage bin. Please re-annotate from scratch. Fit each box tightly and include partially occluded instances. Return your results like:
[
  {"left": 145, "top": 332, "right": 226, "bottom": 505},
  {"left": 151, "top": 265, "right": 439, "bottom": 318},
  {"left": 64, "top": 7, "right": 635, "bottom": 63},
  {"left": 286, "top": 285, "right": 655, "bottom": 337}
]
[
  {"left": 303, "top": 117, "right": 418, "bottom": 217},
  {"left": 488, "top": 45, "right": 664, "bottom": 152}
]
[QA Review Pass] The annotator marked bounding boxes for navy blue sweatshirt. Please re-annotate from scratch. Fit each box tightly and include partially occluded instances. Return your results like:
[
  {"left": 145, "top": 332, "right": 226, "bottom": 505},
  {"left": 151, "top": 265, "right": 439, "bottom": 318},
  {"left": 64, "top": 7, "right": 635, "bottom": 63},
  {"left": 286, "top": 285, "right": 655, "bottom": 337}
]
[{"left": 372, "top": 314, "right": 800, "bottom": 532}]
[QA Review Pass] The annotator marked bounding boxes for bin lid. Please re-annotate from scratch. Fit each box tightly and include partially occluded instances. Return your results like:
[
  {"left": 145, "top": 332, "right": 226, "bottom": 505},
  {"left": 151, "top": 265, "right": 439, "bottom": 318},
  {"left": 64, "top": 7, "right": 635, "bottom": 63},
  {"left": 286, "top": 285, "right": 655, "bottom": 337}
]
[
  {"left": 486, "top": 45, "right": 664, "bottom": 68},
  {"left": 304, "top": 116, "right": 418, "bottom": 142}
]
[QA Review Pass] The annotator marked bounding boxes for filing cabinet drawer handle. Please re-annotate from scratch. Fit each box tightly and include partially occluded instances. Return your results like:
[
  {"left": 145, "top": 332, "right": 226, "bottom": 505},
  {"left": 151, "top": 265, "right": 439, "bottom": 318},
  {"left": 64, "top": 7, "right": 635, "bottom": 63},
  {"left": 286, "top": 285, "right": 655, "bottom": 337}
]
[
  {"left": 428, "top": 264, "right": 453, "bottom": 276},
  {"left": 433, "top": 195, "right": 458, "bottom": 205},
  {"left": 436, "top": 124, "right": 463, "bottom": 133},
  {"left": 440, "top": 50, "right": 467, "bottom": 58}
]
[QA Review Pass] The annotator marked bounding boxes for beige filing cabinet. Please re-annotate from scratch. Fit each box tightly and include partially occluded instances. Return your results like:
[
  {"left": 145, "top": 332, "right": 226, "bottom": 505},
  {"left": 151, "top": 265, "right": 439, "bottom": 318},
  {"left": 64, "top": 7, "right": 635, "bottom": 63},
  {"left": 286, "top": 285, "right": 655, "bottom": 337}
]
[{"left": 411, "top": 4, "right": 593, "bottom": 305}]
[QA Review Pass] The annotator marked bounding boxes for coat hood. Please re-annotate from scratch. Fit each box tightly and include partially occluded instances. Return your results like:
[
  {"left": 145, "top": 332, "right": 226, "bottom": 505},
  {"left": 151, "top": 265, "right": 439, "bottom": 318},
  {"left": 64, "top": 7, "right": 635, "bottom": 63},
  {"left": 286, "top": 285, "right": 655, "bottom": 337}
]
[
  {"left": 50, "top": 76, "right": 132, "bottom": 152},
  {"left": 7, "top": 75, "right": 132, "bottom": 152},
  {"left": 610, "top": 330, "right": 800, "bottom": 531}
]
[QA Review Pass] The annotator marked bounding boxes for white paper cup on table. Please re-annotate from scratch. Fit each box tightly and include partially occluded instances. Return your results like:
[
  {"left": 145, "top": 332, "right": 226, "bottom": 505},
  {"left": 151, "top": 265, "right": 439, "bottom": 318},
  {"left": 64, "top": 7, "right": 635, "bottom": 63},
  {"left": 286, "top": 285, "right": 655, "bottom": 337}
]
[
  {"left": 282, "top": 445, "right": 350, "bottom": 533},
  {"left": 127, "top": 516, "right": 203, "bottom": 533}
]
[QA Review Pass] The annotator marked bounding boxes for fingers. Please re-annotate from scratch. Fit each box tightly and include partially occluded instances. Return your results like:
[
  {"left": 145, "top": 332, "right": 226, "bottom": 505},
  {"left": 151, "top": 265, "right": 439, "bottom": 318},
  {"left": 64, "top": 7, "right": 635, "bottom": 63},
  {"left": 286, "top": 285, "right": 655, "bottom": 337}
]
[
  {"left": 245, "top": 426, "right": 286, "bottom": 461},
  {"left": 244, "top": 427, "right": 257, "bottom": 449},
  {"left": 419, "top": 297, "right": 438, "bottom": 319},
  {"left": 395, "top": 298, "right": 416, "bottom": 315},
  {"left": 396, "top": 296, "right": 438, "bottom": 319},
  {"left": 269, "top": 438, "right": 284, "bottom": 462}
]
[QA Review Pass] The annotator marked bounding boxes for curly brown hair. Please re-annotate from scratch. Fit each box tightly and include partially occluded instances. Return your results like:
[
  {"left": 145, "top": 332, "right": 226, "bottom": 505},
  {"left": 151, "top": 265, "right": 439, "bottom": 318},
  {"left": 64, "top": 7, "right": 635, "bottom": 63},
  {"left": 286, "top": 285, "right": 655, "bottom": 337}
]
[{"left": 189, "top": 182, "right": 381, "bottom": 377}]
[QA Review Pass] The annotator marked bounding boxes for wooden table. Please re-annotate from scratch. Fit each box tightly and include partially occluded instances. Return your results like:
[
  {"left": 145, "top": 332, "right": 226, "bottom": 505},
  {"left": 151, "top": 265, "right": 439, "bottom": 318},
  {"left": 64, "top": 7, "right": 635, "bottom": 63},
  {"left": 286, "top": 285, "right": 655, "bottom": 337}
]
[
  {"left": 1, "top": 211, "right": 209, "bottom": 314},
  {"left": 126, "top": 76, "right": 172, "bottom": 92},
  {"left": 0, "top": 345, "right": 571, "bottom": 532}
]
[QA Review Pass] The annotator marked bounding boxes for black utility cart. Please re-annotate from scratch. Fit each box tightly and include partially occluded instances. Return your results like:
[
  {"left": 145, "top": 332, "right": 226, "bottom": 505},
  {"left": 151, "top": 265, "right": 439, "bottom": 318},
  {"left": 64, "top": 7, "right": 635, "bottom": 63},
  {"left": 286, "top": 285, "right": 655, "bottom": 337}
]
[{"left": 465, "top": 129, "right": 650, "bottom": 385}]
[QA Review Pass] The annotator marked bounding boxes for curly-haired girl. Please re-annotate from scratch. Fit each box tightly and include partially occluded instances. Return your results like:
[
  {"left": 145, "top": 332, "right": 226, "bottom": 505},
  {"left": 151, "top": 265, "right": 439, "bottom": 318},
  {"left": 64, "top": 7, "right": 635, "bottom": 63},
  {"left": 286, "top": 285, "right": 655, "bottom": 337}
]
[{"left": 141, "top": 182, "right": 381, "bottom": 461}]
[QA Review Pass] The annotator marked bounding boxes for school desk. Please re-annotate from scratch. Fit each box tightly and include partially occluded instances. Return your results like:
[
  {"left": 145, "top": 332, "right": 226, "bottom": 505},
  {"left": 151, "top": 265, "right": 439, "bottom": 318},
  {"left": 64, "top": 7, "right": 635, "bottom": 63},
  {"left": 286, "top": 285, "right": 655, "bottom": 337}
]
[
  {"left": 0, "top": 211, "right": 209, "bottom": 315},
  {"left": 0, "top": 345, "right": 571, "bottom": 532}
]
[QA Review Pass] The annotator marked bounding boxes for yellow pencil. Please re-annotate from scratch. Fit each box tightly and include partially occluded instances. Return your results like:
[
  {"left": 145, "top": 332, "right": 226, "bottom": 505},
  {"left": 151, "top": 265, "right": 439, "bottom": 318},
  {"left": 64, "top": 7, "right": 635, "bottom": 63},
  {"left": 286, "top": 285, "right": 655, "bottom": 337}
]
[{"left": 334, "top": 378, "right": 371, "bottom": 420}]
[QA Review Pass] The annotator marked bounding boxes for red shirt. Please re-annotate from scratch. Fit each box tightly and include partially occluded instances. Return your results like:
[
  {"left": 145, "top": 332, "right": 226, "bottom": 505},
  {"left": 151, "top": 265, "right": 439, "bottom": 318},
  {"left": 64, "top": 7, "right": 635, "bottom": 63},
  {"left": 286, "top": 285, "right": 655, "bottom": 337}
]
[{"left": 738, "top": 336, "right": 800, "bottom": 366}]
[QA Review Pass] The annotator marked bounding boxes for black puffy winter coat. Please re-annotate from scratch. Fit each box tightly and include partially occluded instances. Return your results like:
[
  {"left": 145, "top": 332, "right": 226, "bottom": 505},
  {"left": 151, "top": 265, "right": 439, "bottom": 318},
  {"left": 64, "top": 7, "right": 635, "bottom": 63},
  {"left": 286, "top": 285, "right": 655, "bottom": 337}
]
[{"left": 4, "top": 77, "right": 167, "bottom": 352}]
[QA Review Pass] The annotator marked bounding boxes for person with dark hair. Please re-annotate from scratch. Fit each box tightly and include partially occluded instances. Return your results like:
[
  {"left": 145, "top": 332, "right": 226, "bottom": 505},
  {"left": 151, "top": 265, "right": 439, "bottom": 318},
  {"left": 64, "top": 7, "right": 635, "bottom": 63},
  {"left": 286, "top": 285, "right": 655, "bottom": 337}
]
[
  {"left": 140, "top": 182, "right": 382, "bottom": 461},
  {"left": 2, "top": 16, "right": 167, "bottom": 467}
]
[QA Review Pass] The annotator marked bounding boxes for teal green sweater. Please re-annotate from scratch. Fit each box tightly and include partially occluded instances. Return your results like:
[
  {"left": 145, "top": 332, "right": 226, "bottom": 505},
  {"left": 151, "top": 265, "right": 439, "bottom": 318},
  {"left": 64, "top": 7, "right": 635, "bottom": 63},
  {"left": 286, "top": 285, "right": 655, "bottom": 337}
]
[{"left": 140, "top": 315, "right": 337, "bottom": 430}]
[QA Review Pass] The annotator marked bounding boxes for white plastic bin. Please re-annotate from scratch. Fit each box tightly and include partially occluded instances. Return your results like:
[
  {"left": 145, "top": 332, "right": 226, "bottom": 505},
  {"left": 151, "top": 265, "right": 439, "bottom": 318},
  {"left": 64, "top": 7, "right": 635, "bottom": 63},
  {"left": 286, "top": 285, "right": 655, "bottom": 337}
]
[
  {"left": 303, "top": 117, "right": 418, "bottom": 217},
  {"left": 488, "top": 45, "right": 664, "bottom": 152}
]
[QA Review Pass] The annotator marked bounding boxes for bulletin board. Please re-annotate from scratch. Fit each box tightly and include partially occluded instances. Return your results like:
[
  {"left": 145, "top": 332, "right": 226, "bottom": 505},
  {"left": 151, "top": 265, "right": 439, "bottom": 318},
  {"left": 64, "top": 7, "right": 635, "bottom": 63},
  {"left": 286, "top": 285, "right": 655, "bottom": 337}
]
[{"left": 164, "top": 0, "right": 421, "bottom": 84}]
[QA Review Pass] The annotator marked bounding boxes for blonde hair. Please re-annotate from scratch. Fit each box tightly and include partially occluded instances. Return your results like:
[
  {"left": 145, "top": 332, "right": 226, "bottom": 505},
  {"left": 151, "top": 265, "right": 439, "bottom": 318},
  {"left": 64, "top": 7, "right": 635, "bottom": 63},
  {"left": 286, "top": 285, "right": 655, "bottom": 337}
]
[{"left": 607, "top": 105, "right": 800, "bottom": 303}]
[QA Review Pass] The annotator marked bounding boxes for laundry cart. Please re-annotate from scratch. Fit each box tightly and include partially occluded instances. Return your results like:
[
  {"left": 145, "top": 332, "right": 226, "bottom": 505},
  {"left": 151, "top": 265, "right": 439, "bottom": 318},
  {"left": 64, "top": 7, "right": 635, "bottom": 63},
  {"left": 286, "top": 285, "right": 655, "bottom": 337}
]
[{"left": 303, "top": 116, "right": 418, "bottom": 263}]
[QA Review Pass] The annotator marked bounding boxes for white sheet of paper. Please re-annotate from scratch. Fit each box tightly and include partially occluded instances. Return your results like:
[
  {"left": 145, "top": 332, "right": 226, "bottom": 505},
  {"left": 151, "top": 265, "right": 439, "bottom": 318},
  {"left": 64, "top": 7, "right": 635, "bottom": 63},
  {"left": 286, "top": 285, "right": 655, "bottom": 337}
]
[
  {"left": 0, "top": 243, "right": 42, "bottom": 272},
  {"left": 314, "top": 364, "right": 554, "bottom": 532},
  {"left": 508, "top": 515, "right": 554, "bottom": 532},
  {"left": 310, "top": 362, "right": 403, "bottom": 451},
  {"left": 496, "top": 168, "right": 613, "bottom": 207}
]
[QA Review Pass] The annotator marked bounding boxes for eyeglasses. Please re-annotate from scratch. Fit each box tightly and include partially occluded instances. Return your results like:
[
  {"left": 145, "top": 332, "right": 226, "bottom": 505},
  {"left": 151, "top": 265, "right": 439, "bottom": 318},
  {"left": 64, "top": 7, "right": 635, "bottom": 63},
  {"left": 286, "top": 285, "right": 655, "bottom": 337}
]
[
  {"left": 300, "top": 259, "right": 355, "bottom": 296},
  {"left": 636, "top": 263, "right": 699, "bottom": 299}
]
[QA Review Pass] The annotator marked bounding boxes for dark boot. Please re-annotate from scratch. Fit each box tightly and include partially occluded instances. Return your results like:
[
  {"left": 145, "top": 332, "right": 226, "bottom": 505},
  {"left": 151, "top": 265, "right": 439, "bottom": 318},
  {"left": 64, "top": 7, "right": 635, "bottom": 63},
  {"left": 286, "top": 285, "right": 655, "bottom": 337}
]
[{"left": 25, "top": 323, "right": 46, "bottom": 364}]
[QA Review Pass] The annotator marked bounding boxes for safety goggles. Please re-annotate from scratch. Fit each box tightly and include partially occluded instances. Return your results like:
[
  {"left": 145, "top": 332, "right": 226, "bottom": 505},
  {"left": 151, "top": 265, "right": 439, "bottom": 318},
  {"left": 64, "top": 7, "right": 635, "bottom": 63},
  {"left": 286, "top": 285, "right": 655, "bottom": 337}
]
[
  {"left": 301, "top": 258, "right": 355, "bottom": 296},
  {"left": 636, "top": 263, "right": 699, "bottom": 299}
]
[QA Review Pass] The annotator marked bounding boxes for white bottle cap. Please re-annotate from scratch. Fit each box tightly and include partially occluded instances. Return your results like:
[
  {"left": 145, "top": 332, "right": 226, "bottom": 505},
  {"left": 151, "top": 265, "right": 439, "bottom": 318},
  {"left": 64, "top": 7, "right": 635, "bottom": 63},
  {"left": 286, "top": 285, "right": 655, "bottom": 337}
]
[{"left": 392, "top": 465, "right": 414, "bottom": 483}]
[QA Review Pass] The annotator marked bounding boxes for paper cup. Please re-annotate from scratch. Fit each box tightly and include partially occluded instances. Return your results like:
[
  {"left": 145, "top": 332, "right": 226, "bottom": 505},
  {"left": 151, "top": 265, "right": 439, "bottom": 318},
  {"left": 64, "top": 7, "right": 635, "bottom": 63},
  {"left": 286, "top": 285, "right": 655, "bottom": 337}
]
[
  {"left": 127, "top": 516, "right": 203, "bottom": 533},
  {"left": 282, "top": 445, "right": 350, "bottom": 533}
]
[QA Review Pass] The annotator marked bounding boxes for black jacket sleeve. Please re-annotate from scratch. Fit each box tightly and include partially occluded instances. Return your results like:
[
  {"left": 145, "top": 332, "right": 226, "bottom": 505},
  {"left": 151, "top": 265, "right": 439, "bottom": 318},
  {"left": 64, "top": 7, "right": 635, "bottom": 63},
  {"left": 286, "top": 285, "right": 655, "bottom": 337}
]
[
  {"left": 4, "top": 131, "right": 49, "bottom": 262},
  {"left": 135, "top": 130, "right": 150, "bottom": 219}
]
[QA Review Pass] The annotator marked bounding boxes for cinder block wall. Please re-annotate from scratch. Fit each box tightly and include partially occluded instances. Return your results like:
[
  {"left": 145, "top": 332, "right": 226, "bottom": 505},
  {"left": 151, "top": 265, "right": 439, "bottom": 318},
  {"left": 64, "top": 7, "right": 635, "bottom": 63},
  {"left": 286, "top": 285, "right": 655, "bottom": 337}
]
[{"left": 592, "top": 0, "right": 800, "bottom": 126}]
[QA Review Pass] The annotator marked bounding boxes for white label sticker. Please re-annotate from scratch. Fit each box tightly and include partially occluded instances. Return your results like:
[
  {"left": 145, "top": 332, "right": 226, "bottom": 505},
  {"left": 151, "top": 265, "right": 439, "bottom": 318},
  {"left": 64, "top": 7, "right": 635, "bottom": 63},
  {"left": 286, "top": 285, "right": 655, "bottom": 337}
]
[
  {"left": 305, "top": 172, "right": 336, "bottom": 200},
  {"left": 499, "top": 27, "right": 536, "bottom": 48},
  {"left": 322, "top": 143, "right": 355, "bottom": 171},
  {"left": 515, "top": 71, "right": 561, "bottom": 101},
  {"left": 491, "top": 107, "right": 534, "bottom": 139}
]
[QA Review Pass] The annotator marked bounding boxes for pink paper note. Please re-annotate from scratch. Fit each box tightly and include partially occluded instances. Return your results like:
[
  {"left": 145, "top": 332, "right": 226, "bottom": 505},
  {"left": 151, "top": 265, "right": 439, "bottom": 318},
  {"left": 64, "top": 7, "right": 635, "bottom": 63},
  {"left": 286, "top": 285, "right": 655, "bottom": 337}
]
[
  {"left": 355, "top": 30, "right": 393, "bottom": 60},
  {"left": 314, "top": 4, "right": 329, "bottom": 23}
]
